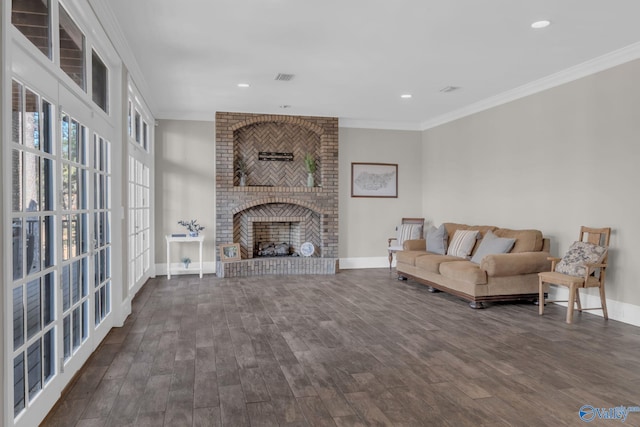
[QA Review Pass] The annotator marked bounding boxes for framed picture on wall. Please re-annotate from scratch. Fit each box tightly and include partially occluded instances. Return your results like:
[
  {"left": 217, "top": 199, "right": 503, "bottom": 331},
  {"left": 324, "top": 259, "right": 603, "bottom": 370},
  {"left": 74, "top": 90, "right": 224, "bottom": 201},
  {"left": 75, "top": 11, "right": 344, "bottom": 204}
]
[
  {"left": 219, "top": 243, "right": 241, "bottom": 261},
  {"left": 351, "top": 162, "right": 398, "bottom": 198}
]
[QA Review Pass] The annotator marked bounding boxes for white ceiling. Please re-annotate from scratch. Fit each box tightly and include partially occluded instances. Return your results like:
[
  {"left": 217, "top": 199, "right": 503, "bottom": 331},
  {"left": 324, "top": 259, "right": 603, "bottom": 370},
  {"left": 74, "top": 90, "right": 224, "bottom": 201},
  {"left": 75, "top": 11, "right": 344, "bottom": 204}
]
[{"left": 106, "top": 0, "right": 640, "bottom": 129}]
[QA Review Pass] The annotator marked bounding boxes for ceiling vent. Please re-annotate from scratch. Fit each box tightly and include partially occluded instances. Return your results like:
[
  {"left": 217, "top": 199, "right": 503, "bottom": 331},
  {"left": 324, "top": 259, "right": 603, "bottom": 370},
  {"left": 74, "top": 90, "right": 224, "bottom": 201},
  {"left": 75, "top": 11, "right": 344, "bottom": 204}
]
[
  {"left": 439, "top": 86, "right": 460, "bottom": 93},
  {"left": 274, "top": 73, "right": 295, "bottom": 81}
]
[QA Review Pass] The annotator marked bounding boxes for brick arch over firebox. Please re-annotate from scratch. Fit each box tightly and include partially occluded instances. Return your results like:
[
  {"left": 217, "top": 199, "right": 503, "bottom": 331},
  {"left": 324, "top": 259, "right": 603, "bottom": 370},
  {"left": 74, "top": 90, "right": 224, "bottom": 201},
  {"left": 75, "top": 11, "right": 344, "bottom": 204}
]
[
  {"left": 230, "top": 115, "right": 324, "bottom": 135},
  {"left": 231, "top": 197, "right": 328, "bottom": 216}
]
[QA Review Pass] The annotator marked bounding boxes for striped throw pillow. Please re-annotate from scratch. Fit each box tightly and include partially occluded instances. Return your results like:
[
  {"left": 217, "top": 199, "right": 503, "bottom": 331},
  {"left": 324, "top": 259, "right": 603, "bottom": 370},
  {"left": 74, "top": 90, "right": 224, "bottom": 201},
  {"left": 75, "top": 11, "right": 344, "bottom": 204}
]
[
  {"left": 447, "top": 230, "right": 479, "bottom": 259},
  {"left": 396, "top": 224, "right": 423, "bottom": 245}
]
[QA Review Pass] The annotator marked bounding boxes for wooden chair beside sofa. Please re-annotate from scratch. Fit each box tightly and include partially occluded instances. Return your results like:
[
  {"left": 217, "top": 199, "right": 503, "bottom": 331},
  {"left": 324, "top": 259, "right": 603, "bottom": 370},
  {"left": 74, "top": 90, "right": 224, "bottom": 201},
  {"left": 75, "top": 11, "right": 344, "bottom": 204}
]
[
  {"left": 388, "top": 218, "right": 424, "bottom": 271},
  {"left": 538, "top": 226, "right": 611, "bottom": 324}
]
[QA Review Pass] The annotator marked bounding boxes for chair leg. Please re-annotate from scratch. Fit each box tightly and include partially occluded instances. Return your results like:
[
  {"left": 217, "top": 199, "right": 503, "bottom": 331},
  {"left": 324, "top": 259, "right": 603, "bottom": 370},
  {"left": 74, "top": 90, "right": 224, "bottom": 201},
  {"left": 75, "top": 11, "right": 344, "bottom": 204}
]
[
  {"left": 599, "top": 285, "right": 609, "bottom": 320},
  {"left": 388, "top": 251, "right": 393, "bottom": 271},
  {"left": 566, "top": 284, "right": 577, "bottom": 324},
  {"left": 575, "top": 289, "right": 582, "bottom": 313},
  {"left": 538, "top": 277, "right": 545, "bottom": 315}
]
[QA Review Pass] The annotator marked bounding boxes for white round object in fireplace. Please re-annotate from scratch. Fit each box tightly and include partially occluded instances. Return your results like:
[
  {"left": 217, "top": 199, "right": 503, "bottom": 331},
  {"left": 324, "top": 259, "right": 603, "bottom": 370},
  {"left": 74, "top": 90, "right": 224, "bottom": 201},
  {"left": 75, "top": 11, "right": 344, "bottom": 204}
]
[{"left": 300, "top": 242, "right": 314, "bottom": 257}]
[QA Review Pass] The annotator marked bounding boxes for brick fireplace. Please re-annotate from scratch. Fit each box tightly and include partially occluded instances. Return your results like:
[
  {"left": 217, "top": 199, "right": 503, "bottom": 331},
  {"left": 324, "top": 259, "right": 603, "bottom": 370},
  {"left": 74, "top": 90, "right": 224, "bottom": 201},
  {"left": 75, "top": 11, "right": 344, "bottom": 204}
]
[{"left": 215, "top": 112, "right": 339, "bottom": 277}]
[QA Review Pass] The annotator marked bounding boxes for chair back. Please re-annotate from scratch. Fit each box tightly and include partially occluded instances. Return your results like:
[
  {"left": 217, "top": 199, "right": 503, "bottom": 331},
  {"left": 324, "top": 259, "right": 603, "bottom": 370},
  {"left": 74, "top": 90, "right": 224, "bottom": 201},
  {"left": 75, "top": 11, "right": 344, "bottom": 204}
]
[
  {"left": 580, "top": 226, "right": 611, "bottom": 266},
  {"left": 580, "top": 226, "right": 611, "bottom": 248},
  {"left": 401, "top": 218, "right": 425, "bottom": 226}
]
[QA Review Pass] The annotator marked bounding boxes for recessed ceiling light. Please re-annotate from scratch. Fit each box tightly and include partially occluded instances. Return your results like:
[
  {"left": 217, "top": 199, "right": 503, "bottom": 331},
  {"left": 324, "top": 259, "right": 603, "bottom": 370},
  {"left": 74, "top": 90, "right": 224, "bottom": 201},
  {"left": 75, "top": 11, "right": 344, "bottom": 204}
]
[
  {"left": 400, "top": 94, "right": 412, "bottom": 99},
  {"left": 237, "top": 83, "right": 250, "bottom": 88},
  {"left": 279, "top": 105, "right": 291, "bottom": 109},
  {"left": 531, "top": 20, "right": 551, "bottom": 29}
]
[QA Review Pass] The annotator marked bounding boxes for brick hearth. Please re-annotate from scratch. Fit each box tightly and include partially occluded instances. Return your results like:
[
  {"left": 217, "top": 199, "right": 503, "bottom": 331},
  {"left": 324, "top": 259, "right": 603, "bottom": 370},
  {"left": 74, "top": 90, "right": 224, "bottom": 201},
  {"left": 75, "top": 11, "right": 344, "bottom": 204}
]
[{"left": 215, "top": 112, "right": 339, "bottom": 277}]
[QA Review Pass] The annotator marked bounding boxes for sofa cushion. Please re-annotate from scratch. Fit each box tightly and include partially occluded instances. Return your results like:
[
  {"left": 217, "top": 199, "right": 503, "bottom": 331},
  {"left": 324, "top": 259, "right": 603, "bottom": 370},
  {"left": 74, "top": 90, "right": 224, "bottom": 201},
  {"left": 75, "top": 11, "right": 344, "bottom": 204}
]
[
  {"left": 396, "top": 250, "right": 429, "bottom": 267},
  {"left": 446, "top": 230, "right": 479, "bottom": 259},
  {"left": 470, "top": 230, "right": 516, "bottom": 264},
  {"left": 439, "top": 261, "right": 488, "bottom": 285},
  {"left": 493, "top": 228, "right": 544, "bottom": 253},
  {"left": 426, "top": 224, "right": 448, "bottom": 255},
  {"left": 555, "top": 241, "right": 607, "bottom": 277},
  {"left": 415, "top": 254, "right": 462, "bottom": 274}
]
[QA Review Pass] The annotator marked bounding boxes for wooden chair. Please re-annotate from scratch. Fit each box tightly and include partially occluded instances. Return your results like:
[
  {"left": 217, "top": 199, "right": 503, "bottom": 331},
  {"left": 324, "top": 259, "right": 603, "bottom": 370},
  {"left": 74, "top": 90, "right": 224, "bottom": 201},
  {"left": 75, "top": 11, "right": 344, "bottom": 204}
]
[
  {"left": 388, "top": 218, "right": 424, "bottom": 270},
  {"left": 538, "top": 226, "right": 611, "bottom": 324}
]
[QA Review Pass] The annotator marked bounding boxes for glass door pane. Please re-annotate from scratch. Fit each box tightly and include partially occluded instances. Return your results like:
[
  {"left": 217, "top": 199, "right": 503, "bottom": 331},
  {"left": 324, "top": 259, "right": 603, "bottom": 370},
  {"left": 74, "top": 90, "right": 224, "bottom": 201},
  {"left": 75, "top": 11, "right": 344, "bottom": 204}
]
[
  {"left": 94, "top": 134, "right": 112, "bottom": 326},
  {"left": 60, "top": 111, "right": 90, "bottom": 362},
  {"left": 10, "top": 81, "right": 57, "bottom": 418}
]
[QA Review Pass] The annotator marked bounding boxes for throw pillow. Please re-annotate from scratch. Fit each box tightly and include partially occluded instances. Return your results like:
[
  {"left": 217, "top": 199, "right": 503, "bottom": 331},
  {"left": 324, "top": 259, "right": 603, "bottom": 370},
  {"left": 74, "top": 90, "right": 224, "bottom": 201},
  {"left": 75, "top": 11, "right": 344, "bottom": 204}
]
[
  {"left": 396, "top": 223, "right": 423, "bottom": 245},
  {"left": 470, "top": 230, "right": 516, "bottom": 264},
  {"left": 426, "top": 223, "right": 448, "bottom": 255},
  {"left": 555, "top": 241, "right": 607, "bottom": 277},
  {"left": 446, "top": 229, "right": 479, "bottom": 259}
]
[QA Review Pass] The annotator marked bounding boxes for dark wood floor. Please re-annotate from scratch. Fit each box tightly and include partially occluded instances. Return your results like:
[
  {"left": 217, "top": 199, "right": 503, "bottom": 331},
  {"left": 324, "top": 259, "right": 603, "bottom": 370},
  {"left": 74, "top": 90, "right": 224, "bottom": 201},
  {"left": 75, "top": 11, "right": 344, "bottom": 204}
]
[{"left": 42, "top": 269, "right": 640, "bottom": 427}]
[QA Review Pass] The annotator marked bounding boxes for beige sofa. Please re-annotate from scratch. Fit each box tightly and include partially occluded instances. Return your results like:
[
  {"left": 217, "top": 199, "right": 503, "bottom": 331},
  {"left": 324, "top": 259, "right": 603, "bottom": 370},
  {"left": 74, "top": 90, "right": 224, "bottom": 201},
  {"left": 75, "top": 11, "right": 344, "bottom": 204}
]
[{"left": 396, "top": 223, "right": 551, "bottom": 308}]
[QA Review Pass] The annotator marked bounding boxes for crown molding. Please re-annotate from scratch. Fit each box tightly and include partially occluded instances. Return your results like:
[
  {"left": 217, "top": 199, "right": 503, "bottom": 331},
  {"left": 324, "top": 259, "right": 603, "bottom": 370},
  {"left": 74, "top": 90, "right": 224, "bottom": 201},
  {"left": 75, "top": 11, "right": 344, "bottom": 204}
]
[
  {"left": 339, "top": 118, "right": 422, "bottom": 131},
  {"left": 421, "top": 41, "right": 640, "bottom": 131},
  {"left": 88, "top": 0, "right": 156, "bottom": 115},
  {"left": 155, "top": 111, "right": 216, "bottom": 122}
]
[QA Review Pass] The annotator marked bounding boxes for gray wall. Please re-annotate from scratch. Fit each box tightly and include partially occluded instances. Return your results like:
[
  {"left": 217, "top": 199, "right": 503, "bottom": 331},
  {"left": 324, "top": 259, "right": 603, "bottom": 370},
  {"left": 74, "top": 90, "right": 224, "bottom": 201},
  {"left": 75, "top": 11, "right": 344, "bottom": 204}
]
[
  {"left": 155, "top": 120, "right": 217, "bottom": 265},
  {"left": 339, "top": 127, "right": 423, "bottom": 261},
  {"left": 422, "top": 59, "right": 640, "bottom": 319}
]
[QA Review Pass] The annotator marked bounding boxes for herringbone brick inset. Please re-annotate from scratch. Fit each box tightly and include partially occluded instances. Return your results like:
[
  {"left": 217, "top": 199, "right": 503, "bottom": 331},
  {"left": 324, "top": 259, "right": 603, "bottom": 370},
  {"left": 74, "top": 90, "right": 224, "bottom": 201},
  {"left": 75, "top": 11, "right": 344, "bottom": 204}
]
[{"left": 234, "top": 122, "right": 320, "bottom": 187}]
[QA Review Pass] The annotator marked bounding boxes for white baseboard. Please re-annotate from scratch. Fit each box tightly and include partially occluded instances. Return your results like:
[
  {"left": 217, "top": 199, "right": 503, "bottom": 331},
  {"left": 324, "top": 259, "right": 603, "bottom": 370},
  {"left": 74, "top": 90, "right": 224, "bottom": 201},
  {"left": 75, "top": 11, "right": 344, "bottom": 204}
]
[
  {"left": 155, "top": 262, "right": 217, "bottom": 276},
  {"left": 157, "top": 258, "right": 392, "bottom": 274},
  {"left": 550, "top": 286, "right": 640, "bottom": 327},
  {"left": 339, "top": 257, "right": 391, "bottom": 269}
]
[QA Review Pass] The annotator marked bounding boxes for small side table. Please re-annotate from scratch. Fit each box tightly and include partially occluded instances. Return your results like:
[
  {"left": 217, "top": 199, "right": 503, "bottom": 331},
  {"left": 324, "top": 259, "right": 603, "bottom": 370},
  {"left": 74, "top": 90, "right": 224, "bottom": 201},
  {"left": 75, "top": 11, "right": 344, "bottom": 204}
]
[{"left": 165, "top": 234, "right": 205, "bottom": 279}]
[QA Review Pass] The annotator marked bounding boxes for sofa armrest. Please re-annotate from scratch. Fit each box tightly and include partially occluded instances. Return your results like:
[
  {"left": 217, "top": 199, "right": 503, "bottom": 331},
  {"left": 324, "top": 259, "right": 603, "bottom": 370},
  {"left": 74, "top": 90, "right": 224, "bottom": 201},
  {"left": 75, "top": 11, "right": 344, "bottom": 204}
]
[
  {"left": 403, "top": 239, "right": 426, "bottom": 251},
  {"left": 481, "top": 252, "right": 552, "bottom": 277}
]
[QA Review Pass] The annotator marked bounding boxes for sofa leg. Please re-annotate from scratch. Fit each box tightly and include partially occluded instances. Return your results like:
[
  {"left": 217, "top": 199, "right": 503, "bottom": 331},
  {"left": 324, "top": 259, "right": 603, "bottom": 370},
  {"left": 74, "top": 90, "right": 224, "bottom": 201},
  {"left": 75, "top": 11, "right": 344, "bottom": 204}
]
[
  {"left": 427, "top": 286, "right": 440, "bottom": 293},
  {"left": 469, "top": 301, "right": 485, "bottom": 309}
]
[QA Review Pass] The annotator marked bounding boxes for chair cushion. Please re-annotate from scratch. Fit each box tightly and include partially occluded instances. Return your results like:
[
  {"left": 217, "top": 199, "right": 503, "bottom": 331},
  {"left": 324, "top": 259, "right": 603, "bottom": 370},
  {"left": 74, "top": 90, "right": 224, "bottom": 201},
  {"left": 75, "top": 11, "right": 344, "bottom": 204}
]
[
  {"left": 397, "top": 223, "right": 423, "bottom": 245},
  {"left": 555, "top": 241, "right": 607, "bottom": 277},
  {"left": 470, "top": 230, "right": 516, "bottom": 264},
  {"left": 426, "top": 224, "right": 448, "bottom": 255},
  {"left": 446, "top": 230, "right": 479, "bottom": 259}
]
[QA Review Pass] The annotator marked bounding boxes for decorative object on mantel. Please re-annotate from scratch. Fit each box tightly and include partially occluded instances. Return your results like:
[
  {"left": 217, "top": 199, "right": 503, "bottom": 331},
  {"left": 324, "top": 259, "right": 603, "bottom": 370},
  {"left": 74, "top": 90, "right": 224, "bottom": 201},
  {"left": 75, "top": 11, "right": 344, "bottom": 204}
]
[
  {"left": 220, "top": 243, "right": 241, "bottom": 261},
  {"left": 236, "top": 157, "right": 248, "bottom": 186},
  {"left": 304, "top": 153, "right": 316, "bottom": 187},
  {"left": 181, "top": 257, "right": 191, "bottom": 269},
  {"left": 351, "top": 162, "right": 398, "bottom": 198},
  {"left": 258, "top": 151, "right": 293, "bottom": 161},
  {"left": 178, "top": 219, "right": 205, "bottom": 237}
]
